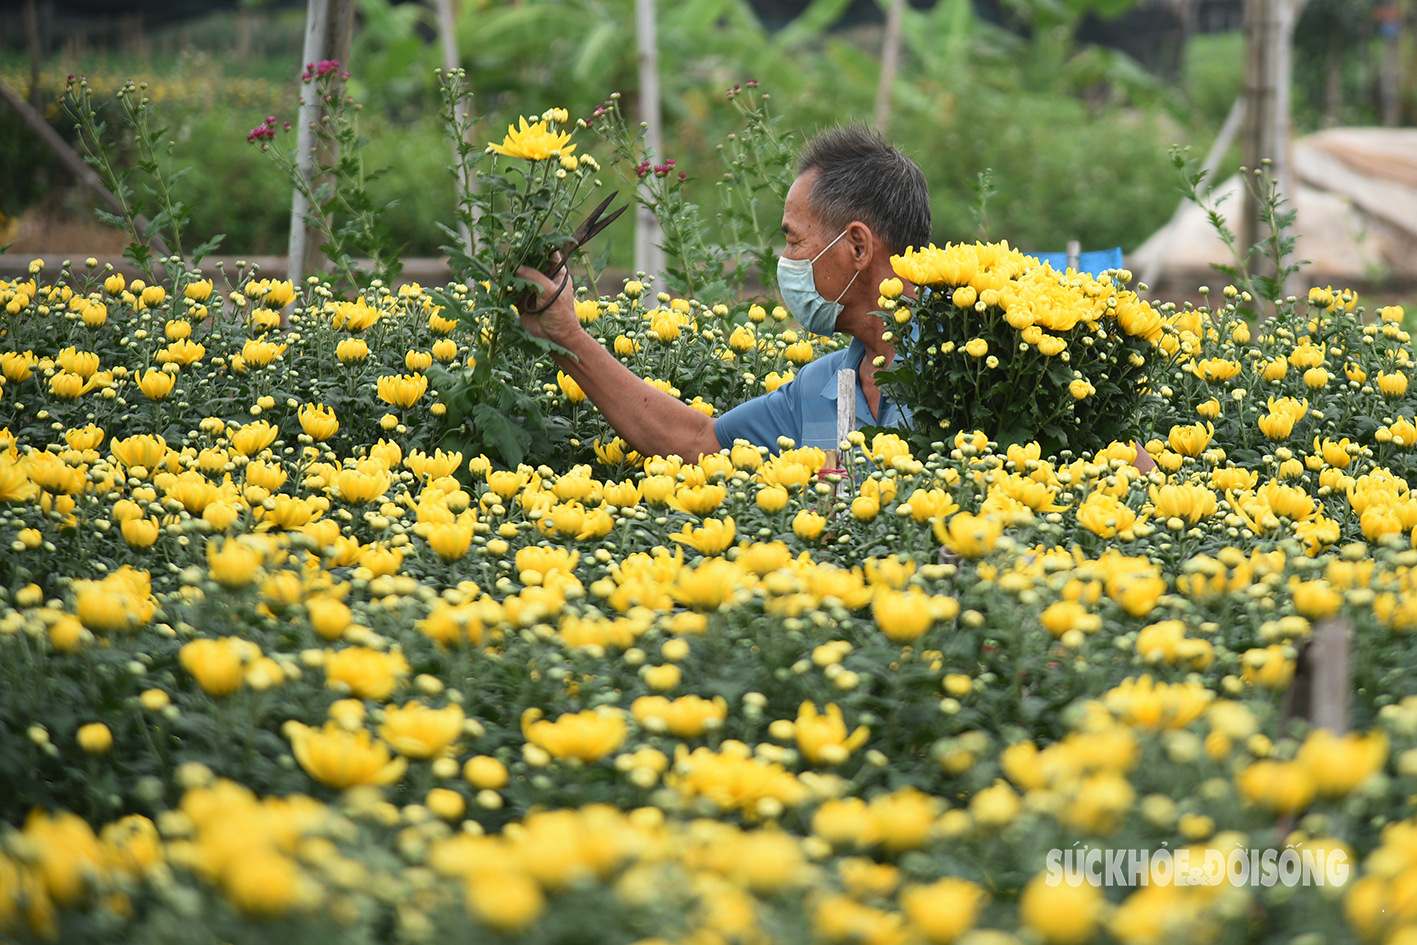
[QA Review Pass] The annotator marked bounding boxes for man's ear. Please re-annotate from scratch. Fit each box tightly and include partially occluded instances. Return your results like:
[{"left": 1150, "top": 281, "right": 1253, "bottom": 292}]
[{"left": 846, "top": 221, "right": 874, "bottom": 269}]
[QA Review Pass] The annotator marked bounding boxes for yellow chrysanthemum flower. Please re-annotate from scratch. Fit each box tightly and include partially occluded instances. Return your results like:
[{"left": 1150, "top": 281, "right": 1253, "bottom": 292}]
[{"left": 487, "top": 116, "right": 576, "bottom": 161}]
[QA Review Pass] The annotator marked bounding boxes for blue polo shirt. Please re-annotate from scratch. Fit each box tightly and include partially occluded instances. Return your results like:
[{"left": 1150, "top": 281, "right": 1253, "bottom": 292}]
[{"left": 714, "top": 336, "right": 910, "bottom": 454}]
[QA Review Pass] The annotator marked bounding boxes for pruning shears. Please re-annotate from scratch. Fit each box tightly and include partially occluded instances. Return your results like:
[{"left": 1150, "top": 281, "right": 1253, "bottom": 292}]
[{"left": 520, "top": 192, "right": 627, "bottom": 314}]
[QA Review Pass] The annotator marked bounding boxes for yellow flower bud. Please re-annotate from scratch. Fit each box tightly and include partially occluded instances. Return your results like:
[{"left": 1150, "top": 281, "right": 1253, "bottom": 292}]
[{"left": 77, "top": 722, "right": 113, "bottom": 754}]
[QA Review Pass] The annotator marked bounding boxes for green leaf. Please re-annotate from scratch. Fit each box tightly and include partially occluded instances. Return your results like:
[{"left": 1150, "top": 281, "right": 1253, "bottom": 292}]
[
  {"left": 472, "top": 403, "right": 530, "bottom": 468},
  {"left": 191, "top": 233, "right": 225, "bottom": 264}
]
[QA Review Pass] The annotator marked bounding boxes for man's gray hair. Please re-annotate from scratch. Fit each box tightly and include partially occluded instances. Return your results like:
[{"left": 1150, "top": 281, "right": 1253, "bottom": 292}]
[{"left": 797, "top": 124, "right": 931, "bottom": 257}]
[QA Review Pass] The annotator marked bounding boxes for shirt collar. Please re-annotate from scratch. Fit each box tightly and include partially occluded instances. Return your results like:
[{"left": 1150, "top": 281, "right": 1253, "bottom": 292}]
[{"left": 820, "top": 337, "right": 868, "bottom": 400}]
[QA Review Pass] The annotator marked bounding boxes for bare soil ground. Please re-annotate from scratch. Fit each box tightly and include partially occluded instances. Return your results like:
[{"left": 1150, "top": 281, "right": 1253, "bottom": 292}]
[{"left": 3, "top": 195, "right": 128, "bottom": 256}]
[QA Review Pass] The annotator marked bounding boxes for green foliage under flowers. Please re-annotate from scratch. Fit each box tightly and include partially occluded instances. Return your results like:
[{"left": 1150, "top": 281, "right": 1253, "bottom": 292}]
[
  {"left": 11, "top": 54, "right": 1417, "bottom": 945},
  {"left": 6, "top": 238, "right": 1417, "bottom": 942},
  {"left": 5, "top": 192, "right": 1417, "bottom": 941}
]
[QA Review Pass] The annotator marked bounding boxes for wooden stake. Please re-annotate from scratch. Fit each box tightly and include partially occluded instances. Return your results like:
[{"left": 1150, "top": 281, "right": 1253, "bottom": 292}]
[
  {"left": 1310, "top": 618, "right": 1351, "bottom": 735},
  {"left": 634, "top": 0, "right": 666, "bottom": 281},
  {"left": 874, "top": 0, "right": 905, "bottom": 133},
  {"left": 837, "top": 368, "right": 857, "bottom": 452},
  {"left": 1280, "top": 617, "right": 1351, "bottom": 735},
  {"left": 1238, "top": 0, "right": 1303, "bottom": 299},
  {"left": 823, "top": 367, "right": 857, "bottom": 496},
  {"left": 288, "top": 0, "right": 355, "bottom": 289}
]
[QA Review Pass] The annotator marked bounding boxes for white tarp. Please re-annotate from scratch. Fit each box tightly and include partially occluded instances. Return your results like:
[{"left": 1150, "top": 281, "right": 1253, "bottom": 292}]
[{"left": 1130, "top": 127, "right": 1417, "bottom": 288}]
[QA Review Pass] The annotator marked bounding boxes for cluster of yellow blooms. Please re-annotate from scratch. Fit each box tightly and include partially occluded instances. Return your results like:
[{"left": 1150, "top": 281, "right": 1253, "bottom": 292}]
[
  {"left": 880, "top": 242, "right": 1168, "bottom": 457},
  {"left": 891, "top": 242, "right": 1162, "bottom": 346},
  {"left": 0, "top": 258, "right": 832, "bottom": 468}
]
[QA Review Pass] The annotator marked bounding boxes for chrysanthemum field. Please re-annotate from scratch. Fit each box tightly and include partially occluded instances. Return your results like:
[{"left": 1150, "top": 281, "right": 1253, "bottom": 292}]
[
  {"left": 2, "top": 245, "right": 1416, "bottom": 945},
  {"left": 6, "top": 86, "right": 1417, "bottom": 944}
]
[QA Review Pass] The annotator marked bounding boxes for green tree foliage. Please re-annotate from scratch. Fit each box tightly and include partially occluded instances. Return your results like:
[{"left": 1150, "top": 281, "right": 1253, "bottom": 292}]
[{"left": 6, "top": 0, "right": 1196, "bottom": 261}]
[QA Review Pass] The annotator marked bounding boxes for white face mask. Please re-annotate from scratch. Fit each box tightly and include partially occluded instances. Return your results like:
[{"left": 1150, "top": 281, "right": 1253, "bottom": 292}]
[{"left": 777, "top": 228, "right": 859, "bottom": 336}]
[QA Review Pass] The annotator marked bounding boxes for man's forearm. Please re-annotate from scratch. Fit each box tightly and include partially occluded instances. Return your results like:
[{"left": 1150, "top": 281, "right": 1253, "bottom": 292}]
[{"left": 552, "top": 328, "right": 721, "bottom": 461}]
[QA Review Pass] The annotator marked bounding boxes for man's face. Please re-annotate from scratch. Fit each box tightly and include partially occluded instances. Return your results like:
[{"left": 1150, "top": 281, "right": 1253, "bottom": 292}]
[
  {"left": 780, "top": 169, "right": 859, "bottom": 304},
  {"left": 781, "top": 169, "right": 830, "bottom": 262}
]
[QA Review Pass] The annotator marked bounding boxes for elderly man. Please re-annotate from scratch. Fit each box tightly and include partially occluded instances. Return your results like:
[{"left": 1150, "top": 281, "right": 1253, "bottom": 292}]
[{"left": 518, "top": 124, "right": 927, "bottom": 461}]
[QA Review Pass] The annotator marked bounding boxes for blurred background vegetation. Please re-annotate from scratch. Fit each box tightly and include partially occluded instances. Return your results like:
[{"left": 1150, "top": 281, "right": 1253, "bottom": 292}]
[{"left": 0, "top": 0, "right": 1411, "bottom": 266}]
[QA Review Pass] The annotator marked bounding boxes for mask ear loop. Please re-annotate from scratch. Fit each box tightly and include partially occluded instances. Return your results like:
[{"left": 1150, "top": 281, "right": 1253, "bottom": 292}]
[
  {"left": 832, "top": 269, "right": 859, "bottom": 304},
  {"left": 812, "top": 227, "right": 858, "bottom": 304},
  {"left": 809, "top": 227, "right": 851, "bottom": 264}
]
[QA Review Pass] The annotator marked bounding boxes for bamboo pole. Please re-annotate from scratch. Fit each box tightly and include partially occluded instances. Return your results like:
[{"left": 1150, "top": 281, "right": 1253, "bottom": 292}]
[
  {"left": 634, "top": 0, "right": 666, "bottom": 281},
  {"left": 288, "top": 0, "right": 331, "bottom": 289},
  {"left": 1238, "top": 0, "right": 1303, "bottom": 299},
  {"left": 288, "top": 0, "right": 354, "bottom": 288},
  {"left": 874, "top": 0, "right": 905, "bottom": 133}
]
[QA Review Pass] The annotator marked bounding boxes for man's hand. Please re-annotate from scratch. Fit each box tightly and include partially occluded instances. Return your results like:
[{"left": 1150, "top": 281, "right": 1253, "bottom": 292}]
[
  {"left": 516, "top": 265, "right": 581, "bottom": 347},
  {"left": 510, "top": 264, "right": 721, "bottom": 462}
]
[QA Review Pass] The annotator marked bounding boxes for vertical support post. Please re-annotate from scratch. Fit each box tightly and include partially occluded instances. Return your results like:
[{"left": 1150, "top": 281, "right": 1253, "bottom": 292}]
[
  {"left": 24, "top": 0, "right": 43, "bottom": 112},
  {"left": 1239, "top": 0, "right": 1301, "bottom": 300},
  {"left": 1310, "top": 618, "right": 1351, "bottom": 735},
  {"left": 1066, "top": 239, "right": 1080, "bottom": 273},
  {"left": 836, "top": 369, "right": 857, "bottom": 447},
  {"left": 289, "top": 0, "right": 331, "bottom": 290},
  {"left": 817, "top": 367, "right": 857, "bottom": 500},
  {"left": 435, "top": 0, "right": 476, "bottom": 256},
  {"left": 1378, "top": 2, "right": 1402, "bottom": 126},
  {"left": 1275, "top": 617, "right": 1351, "bottom": 839},
  {"left": 835, "top": 368, "right": 857, "bottom": 472},
  {"left": 874, "top": 0, "right": 905, "bottom": 133},
  {"left": 288, "top": 0, "right": 355, "bottom": 289},
  {"left": 634, "top": 0, "right": 665, "bottom": 281}
]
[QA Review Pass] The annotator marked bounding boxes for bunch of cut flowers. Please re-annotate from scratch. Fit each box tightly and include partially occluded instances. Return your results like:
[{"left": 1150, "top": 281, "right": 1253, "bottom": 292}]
[{"left": 878, "top": 242, "right": 1172, "bottom": 457}]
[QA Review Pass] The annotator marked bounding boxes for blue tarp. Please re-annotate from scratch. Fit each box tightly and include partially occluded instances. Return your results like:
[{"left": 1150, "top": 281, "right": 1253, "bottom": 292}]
[{"left": 1030, "top": 247, "right": 1124, "bottom": 278}]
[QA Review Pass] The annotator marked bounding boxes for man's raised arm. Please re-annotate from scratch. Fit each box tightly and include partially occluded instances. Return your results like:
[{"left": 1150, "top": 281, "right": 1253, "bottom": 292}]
[{"left": 516, "top": 266, "right": 724, "bottom": 462}]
